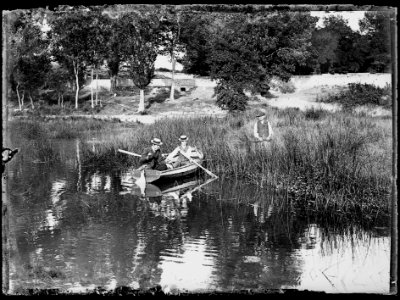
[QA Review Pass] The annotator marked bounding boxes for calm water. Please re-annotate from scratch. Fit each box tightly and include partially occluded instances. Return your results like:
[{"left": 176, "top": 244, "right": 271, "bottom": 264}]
[{"left": 4, "top": 137, "right": 390, "bottom": 294}]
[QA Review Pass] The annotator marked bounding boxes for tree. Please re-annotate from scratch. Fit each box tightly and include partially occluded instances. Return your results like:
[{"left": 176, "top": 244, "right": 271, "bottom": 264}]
[
  {"left": 310, "top": 28, "right": 340, "bottom": 73},
  {"left": 86, "top": 8, "right": 109, "bottom": 107},
  {"left": 9, "top": 9, "right": 51, "bottom": 110},
  {"left": 208, "top": 11, "right": 317, "bottom": 111},
  {"left": 45, "top": 66, "right": 70, "bottom": 107},
  {"left": 102, "top": 13, "right": 126, "bottom": 93},
  {"left": 48, "top": 8, "right": 94, "bottom": 109},
  {"left": 120, "top": 12, "right": 161, "bottom": 113},
  {"left": 359, "top": 11, "right": 391, "bottom": 72},
  {"left": 179, "top": 11, "right": 232, "bottom": 76},
  {"left": 158, "top": 6, "right": 185, "bottom": 101}
]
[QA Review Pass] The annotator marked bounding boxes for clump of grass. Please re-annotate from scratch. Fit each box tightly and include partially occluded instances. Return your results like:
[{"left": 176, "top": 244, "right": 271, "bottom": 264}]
[{"left": 304, "top": 107, "right": 328, "bottom": 120}]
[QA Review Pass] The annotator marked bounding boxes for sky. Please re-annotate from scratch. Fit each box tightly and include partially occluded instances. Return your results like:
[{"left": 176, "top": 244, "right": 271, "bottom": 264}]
[{"left": 310, "top": 10, "right": 366, "bottom": 32}]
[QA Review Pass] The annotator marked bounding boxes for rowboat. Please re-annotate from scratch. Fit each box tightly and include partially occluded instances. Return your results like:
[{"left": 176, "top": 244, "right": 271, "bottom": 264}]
[{"left": 131, "top": 151, "right": 205, "bottom": 183}]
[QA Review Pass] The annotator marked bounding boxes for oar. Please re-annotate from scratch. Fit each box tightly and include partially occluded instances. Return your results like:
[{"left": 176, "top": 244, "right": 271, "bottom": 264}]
[
  {"left": 118, "top": 149, "right": 141, "bottom": 157},
  {"left": 118, "top": 149, "right": 169, "bottom": 158},
  {"left": 179, "top": 151, "right": 218, "bottom": 179}
]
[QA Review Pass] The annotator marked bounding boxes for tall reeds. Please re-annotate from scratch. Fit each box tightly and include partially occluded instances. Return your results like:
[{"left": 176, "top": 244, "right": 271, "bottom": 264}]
[
  {"left": 9, "top": 107, "right": 392, "bottom": 220},
  {"left": 78, "top": 108, "right": 391, "bottom": 220}
]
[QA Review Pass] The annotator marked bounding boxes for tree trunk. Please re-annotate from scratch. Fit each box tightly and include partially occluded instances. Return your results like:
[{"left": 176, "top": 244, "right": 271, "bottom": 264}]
[
  {"left": 76, "top": 139, "right": 82, "bottom": 191},
  {"left": 58, "top": 94, "right": 61, "bottom": 106},
  {"left": 29, "top": 93, "right": 34, "bottom": 109},
  {"left": 61, "top": 94, "right": 64, "bottom": 108},
  {"left": 16, "top": 83, "right": 22, "bottom": 110},
  {"left": 138, "top": 89, "right": 145, "bottom": 113},
  {"left": 169, "top": 54, "right": 176, "bottom": 101},
  {"left": 74, "top": 61, "right": 79, "bottom": 109},
  {"left": 111, "top": 75, "right": 117, "bottom": 93},
  {"left": 91, "top": 68, "right": 94, "bottom": 108},
  {"left": 21, "top": 92, "right": 24, "bottom": 108},
  {"left": 96, "top": 69, "right": 101, "bottom": 107}
]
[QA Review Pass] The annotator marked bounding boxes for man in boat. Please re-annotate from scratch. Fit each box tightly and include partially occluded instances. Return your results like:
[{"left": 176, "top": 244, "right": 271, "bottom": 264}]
[
  {"left": 165, "top": 135, "right": 201, "bottom": 169},
  {"left": 254, "top": 111, "right": 273, "bottom": 142},
  {"left": 138, "top": 138, "right": 168, "bottom": 171}
]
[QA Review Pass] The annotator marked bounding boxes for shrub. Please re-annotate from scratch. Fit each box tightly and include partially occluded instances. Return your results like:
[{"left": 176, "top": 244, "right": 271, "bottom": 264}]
[
  {"left": 279, "top": 80, "right": 296, "bottom": 94},
  {"left": 304, "top": 107, "right": 327, "bottom": 120},
  {"left": 318, "top": 83, "right": 392, "bottom": 110},
  {"left": 215, "top": 83, "right": 248, "bottom": 111}
]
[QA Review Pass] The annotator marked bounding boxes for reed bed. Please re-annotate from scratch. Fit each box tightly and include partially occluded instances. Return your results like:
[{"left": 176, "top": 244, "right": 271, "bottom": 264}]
[
  {"left": 78, "top": 108, "right": 391, "bottom": 221},
  {"left": 8, "top": 107, "right": 392, "bottom": 221}
]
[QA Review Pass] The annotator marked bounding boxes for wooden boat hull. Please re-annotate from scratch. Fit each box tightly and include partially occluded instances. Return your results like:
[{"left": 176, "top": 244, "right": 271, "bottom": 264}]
[{"left": 130, "top": 151, "right": 204, "bottom": 183}]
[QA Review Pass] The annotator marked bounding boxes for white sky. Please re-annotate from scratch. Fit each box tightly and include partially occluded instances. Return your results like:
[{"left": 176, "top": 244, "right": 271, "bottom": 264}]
[{"left": 310, "top": 11, "right": 366, "bottom": 31}]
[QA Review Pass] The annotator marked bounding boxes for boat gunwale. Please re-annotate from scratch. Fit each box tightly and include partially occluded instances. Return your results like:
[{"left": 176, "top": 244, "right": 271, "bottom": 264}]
[{"left": 159, "top": 151, "right": 204, "bottom": 177}]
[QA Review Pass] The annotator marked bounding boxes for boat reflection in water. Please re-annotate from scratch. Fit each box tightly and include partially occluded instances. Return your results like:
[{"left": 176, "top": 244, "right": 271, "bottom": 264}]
[{"left": 120, "top": 174, "right": 218, "bottom": 220}]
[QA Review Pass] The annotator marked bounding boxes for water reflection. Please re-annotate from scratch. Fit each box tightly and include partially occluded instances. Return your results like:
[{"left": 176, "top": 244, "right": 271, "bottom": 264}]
[{"left": 5, "top": 136, "right": 390, "bottom": 294}]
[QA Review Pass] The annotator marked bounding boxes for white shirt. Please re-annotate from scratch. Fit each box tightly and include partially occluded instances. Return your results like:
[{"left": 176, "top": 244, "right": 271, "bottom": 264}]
[{"left": 166, "top": 145, "right": 199, "bottom": 162}]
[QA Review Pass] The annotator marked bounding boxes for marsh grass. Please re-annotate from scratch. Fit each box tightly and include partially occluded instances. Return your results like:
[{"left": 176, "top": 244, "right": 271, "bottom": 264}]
[
  {"left": 9, "top": 106, "right": 392, "bottom": 221},
  {"left": 77, "top": 109, "right": 391, "bottom": 221},
  {"left": 9, "top": 120, "right": 60, "bottom": 163}
]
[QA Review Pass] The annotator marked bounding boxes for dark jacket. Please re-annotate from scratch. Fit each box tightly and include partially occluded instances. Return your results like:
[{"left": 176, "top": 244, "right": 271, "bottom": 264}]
[{"left": 139, "top": 147, "right": 166, "bottom": 170}]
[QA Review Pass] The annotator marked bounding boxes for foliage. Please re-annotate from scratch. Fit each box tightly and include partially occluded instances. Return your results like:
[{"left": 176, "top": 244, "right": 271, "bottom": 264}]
[
  {"left": 101, "top": 12, "right": 128, "bottom": 92},
  {"left": 118, "top": 11, "right": 161, "bottom": 112},
  {"left": 318, "top": 83, "right": 392, "bottom": 110},
  {"left": 122, "top": 14, "right": 159, "bottom": 89},
  {"left": 215, "top": 81, "right": 248, "bottom": 111},
  {"left": 179, "top": 12, "right": 214, "bottom": 76},
  {"left": 8, "top": 9, "right": 51, "bottom": 108},
  {"left": 48, "top": 8, "right": 97, "bottom": 108},
  {"left": 359, "top": 11, "right": 392, "bottom": 73},
  {"left": 208, "top": 11, "right": 317, "bottom": 110},
  {"left": 44, "top": 66, "right": 70, "bottom": 104}
]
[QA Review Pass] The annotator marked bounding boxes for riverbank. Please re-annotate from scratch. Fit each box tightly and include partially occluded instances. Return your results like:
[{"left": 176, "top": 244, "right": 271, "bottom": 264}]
[
  {"left": 6, "top": 73, "right": 393, "bottom": 224},
  {"left": 8, "top": 103, "right": 392, "bottom": 225},
  {"left": 9, "top": 73, "right": 392, "bottom": 124}
]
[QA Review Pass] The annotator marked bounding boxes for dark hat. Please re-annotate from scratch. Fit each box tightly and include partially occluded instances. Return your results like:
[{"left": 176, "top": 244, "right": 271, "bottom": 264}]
[
  {"left": 179, "top": 135, "right": 188, "bottom": 142},
  {"left": 151, "top": 138, "right": 163, "bottom": 146}
]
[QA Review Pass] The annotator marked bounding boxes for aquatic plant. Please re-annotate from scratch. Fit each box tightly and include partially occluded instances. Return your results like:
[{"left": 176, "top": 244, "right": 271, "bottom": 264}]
[{"left": 76, "top": 109, "right": 391, "bottom": 221}]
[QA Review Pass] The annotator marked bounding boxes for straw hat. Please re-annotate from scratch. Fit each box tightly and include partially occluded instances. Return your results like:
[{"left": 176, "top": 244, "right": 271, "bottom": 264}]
[
  {"left": 179, "top": 135, "right": 188, "bottom": 142},
  {"left": 151, "top": 138, "right": 163, "bottom": 146},
  {"left": 254, "top": 109, "right": 266, "bottom": 118}
]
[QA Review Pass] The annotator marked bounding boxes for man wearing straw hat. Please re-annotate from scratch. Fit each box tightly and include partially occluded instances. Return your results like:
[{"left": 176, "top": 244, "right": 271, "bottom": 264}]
[
  {"left": 139, "top": 138, "right": 168, "bottom": 171},
  {"left": 165, "top": 135, "right": 201, "bottom": 169}
]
